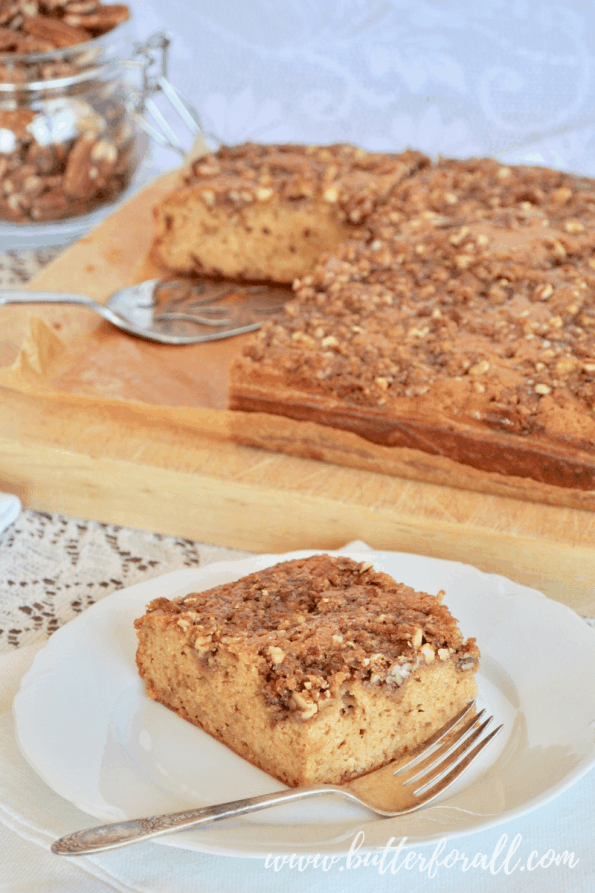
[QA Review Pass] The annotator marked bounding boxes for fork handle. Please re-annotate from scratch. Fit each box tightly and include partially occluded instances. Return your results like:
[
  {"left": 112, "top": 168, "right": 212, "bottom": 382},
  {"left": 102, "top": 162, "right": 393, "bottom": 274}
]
[{"left": 52, "top": 784, "right": 347, "bottom": 855}]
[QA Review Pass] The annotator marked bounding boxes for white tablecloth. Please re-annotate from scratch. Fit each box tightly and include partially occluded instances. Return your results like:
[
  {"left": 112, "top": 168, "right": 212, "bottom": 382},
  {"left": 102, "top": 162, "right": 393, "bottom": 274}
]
[{"left": 128, "top": 0, "right": 595, "bottom": 179}]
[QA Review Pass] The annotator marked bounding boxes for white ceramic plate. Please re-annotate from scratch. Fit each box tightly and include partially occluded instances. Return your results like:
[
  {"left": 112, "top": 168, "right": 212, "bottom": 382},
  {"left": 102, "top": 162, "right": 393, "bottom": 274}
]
[
  {"left": 0, "top": 492, "right": 20, "bottom": 535},
  {"left": 13, "top": 548, "right": 595, "bottom": 858}
]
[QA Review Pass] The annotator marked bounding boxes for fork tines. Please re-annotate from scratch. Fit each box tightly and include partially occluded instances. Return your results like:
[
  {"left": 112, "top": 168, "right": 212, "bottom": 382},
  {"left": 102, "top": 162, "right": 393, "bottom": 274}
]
[{"left": 394, "top": 700, "right": 503, "bottom": 804}]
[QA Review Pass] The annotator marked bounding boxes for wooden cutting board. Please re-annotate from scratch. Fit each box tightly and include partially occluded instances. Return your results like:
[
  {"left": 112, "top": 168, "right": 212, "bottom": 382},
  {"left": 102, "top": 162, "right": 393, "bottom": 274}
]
[{"left": 1, "top": 173, "right": 595, "bottom": 616}]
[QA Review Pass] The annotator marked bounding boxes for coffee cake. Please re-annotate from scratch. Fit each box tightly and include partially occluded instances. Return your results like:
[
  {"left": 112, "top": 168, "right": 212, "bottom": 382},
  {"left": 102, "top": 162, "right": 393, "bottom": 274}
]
[
  {"left": 151, "top": 142, "right": 428, "bottom": 283},
  {"left": 134, "top": 554, "right": 479, "bottom": 787},
  {"left": 229, "top": 156, "right": 595, "bottom": 491},
  {"left": 151, "top": 142, "right": 595, "bottom": 493}
]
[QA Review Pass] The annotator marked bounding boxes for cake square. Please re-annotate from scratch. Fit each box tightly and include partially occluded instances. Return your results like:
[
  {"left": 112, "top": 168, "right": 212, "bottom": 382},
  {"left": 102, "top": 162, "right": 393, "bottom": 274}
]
[
  {"left": 151, "top": 142, "right": 428, "bottom": 283},
  {"left": 134, "top": 554, "right": 479, "bottom": 787}
]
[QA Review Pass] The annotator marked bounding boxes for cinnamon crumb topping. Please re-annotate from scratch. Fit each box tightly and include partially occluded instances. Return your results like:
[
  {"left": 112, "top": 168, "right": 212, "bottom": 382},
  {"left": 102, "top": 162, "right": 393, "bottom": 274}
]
[
  {"left": 140, "top": 555, "right": 479, "bottom": 716},
  {"left": 235, "top": 157, "right": 595, "bottom": 450},
  {"left": 185, "top": 142, "right": 428, "bottom": 223}
]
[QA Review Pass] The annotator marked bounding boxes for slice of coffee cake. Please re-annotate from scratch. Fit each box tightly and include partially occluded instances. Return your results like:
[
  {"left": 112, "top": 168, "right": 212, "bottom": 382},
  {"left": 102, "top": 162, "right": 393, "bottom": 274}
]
[
  {"left": 151, "top": 143, "right": 428, "bottom": 283},
  {"left": 134, "top": 554, "right": 479, "bottom": 786}
]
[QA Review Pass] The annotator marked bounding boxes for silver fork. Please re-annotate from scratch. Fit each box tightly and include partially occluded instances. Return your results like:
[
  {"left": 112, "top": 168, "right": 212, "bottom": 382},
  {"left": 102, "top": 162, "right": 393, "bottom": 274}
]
[{"left": 52, "top": 700, "right": 502, "bottom": 856}]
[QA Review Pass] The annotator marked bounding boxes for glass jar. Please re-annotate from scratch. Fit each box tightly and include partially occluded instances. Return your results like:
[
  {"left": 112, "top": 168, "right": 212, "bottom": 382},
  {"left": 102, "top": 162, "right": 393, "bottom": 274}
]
[{"left": 0, "top": 21, "right": 201, "bottom": 247}]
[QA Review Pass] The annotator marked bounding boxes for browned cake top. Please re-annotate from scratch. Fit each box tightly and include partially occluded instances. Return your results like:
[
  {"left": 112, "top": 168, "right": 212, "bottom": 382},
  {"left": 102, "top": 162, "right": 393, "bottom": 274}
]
[
  {"left": 237, "top": 157, "right": 595, "bottom": 449},
  {"left": 139, "top": 554, "right": 478, "bottom": 719},
  {"left": 371, "top": 155, "right": 595, "bottom": 232},
  {"left": 184, "top": 142, "right": 428, "bottom": 223}
]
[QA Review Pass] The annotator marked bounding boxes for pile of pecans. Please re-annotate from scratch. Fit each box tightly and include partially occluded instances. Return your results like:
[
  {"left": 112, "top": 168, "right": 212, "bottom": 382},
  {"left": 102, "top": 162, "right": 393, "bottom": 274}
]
[
  {"left": 0, "top": 0, "right": 138, "bottom": 224},
  {"left": 0, "top": 0, "right": 130, "bottom": 55},
  {"left": 0, "top": 98, "right": 136, "bottom": 222}
]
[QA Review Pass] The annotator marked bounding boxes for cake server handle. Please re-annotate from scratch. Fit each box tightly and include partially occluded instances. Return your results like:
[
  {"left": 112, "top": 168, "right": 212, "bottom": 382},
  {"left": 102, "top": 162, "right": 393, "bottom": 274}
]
[{"left": 51, "top": 785, "right": 349, "bottom": 855}]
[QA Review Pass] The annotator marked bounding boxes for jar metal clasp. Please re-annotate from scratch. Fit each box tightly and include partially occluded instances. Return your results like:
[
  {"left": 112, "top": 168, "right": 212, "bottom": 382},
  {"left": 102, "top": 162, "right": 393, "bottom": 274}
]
[{"left": 123, "top": 30, "right": 217, "bottom": 157}]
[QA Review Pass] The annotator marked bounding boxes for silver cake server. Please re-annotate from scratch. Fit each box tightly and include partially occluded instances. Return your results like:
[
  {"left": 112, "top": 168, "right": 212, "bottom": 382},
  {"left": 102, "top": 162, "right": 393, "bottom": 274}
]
[{"left": 0, "top": 277, "right": 288, "bottom": 345}]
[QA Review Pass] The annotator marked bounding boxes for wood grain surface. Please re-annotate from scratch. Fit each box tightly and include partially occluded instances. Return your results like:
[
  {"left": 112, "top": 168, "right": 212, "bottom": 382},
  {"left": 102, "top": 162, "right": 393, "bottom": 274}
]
[{"left": 1, "top": 173, "right": 594, "bottom": 615}]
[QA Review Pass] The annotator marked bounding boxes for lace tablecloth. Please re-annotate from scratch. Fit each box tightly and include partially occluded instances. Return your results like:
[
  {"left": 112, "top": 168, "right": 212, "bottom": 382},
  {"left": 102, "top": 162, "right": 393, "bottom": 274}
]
[
  {"left": 0, "top": 248, "right": 62, "bottom": 288},
  {"left": 0, "top": 508, "right": 250, "bottom": 654}
]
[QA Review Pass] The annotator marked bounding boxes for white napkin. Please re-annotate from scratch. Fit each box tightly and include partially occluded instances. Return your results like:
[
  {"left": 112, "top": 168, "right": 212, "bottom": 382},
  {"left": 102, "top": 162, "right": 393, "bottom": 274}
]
[
  {"left": 2, "top": 640, "right": 595, "bottom": 892},
  {"left": 0, "top": 493, "right": 19, "bottom": 537}
]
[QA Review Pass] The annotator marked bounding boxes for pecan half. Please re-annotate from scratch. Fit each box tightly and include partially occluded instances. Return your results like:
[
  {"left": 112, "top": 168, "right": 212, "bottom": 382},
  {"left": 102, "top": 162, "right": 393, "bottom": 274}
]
[
  {"left": 64, "top": 3, "right": 129, "bottom": 32},
  {"left": 21, "top": 13, "right": 90, "bottom": 47},
  {"left": 29, "top": 185, "right": 69, "bottom": 220},
  {"left": 63, "top": 129, "right": 100, "bottom": 199}
]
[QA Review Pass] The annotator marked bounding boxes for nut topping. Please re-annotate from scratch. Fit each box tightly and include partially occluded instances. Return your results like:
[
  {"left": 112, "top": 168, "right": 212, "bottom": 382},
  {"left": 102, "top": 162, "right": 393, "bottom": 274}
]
[
  {"left": 268, "top": 645, "right": 285, "bottom": 665},
  {"left": 140, "top": 555, "right": 480, "bottom": 720},
  {"left": 233, "top": 151, "right": 595, "bottom": 447}
]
